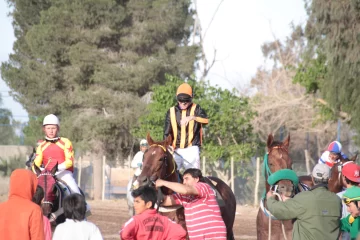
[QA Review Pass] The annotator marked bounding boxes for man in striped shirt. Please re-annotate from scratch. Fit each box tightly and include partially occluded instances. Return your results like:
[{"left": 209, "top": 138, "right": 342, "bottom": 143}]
[{"left": 155, "top": 168, "right": 226, "bottom": 240}]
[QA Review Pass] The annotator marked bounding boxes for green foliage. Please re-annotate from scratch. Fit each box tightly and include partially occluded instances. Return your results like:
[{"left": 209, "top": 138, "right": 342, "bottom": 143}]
[
  {"left": 0, "top": 95, "right": 17, "bottom": 145},
  {"left": 293, "top": 50, "right": 327, "bottom": 94},
  {"left": 133, "top": 74, "right": 259, "bottom": 170},
  {"left": 304, "top": 0, "right": 360, "bottom": 131},
  {"left": 0, "top": 155, "right": 25, "bottom": 177},
  {"left": 2, "top": 0, "right": 198, "bottom": 158}
]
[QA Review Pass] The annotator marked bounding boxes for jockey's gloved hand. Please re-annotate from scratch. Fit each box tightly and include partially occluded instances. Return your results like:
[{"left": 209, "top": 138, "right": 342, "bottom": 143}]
[{"left": 58, "top": 162, "right": 67, "bottom": 171}]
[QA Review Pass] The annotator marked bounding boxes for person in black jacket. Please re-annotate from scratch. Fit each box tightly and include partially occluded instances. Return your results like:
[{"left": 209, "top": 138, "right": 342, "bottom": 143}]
[{"left": 164, "top": 83, "right": 209, "bottom": 170}]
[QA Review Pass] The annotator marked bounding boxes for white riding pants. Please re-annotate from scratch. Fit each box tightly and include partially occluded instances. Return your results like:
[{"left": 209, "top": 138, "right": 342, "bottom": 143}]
[
  {"left": 174, "top": 146, "right": 200, "bottom": 170},
  {"left": 55, "top": 170, "right": 81, "bottom": 194}
]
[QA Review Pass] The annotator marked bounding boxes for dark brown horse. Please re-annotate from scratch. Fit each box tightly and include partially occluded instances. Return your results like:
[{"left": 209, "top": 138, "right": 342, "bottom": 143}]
[
  {"left": 298, "top": 154, "right": 357, "bottom": 194},
  {"left": 256, "top": 134, "right": 296, "bottom": 240},
  {"left": 136, "top": 133, "right": 236, "bottom": 240},
  {"left": 328, "top": 155, "right": 357, "bottom": 193},
  {"left": 33, "top": 164, "right": 66, "bottom": 225}
]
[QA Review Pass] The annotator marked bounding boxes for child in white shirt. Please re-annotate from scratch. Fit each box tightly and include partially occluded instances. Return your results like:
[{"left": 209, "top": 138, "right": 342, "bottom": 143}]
[{"left": 52, "top": 193, "right": 103, "bottom": 240}]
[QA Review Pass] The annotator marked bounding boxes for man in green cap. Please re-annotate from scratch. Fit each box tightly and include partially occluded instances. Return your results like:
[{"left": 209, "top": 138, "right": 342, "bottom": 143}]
[
  {"left": 266, "top": 163, "right": 342, "bottom": 240},
  {"left": 341, "top": 186, "right": 360, "bottom": 240}
]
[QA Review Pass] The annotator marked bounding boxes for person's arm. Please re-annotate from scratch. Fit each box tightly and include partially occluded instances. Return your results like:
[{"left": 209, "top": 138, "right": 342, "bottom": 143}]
[
  {"left": 30, "top": 208, "right": 45, "bottom": 240},
  {"left": 32, "top": 143, "right": 44, "bottom": 172},
  {"left": 164, "top": 110, "right": 172, "bottom": 140},
  {"left": 120, "top": 218, "right": 136, "bottom": 240},
  {"left": 266, "top": 191, "right": 305, "bottom": 220},
  {"left": 156, "top": 179, "right": 198, "bottom": 195},
  {"left": 194, "top": 105, "right": 208, "bottom": 124},
  {"left": 58, "top": 138, "right": 74, "bottom": 171}
]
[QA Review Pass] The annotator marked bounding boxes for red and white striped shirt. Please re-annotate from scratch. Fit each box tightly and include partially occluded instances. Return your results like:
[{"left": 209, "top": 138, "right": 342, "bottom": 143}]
[{"left": 173, "top": 182, "right": 226, "bottom": 240}]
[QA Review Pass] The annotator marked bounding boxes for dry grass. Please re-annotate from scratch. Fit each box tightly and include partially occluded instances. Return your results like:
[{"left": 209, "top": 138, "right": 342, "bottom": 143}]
[{"left": 0, "top": 176, "right": 9, "bottom": 203}]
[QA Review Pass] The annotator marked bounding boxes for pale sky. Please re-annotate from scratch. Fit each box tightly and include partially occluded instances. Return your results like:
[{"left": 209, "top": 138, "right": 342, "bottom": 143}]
[{"left": 0, "top": 0, "right": 307, "bottom": 122}]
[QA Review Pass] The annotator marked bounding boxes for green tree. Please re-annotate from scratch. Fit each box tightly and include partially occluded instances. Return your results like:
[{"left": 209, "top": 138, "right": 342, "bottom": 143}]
[
  {"left": 0, "top": 95, "right": 17, "bottom": 145},
  {"left": 132, "top": 74, "right": 258, "bottom": 177},
  {"left": 301, "top": 0, "right": 358, "bottom": 129},
  {"left": 1, "top": 0, "right": 198, "bottom": 158}
]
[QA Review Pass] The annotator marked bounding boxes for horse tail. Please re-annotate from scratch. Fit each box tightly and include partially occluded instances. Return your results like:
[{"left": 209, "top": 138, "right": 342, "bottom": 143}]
[{"left": 205, "top": 176, "right": 236, "bottom": 240}]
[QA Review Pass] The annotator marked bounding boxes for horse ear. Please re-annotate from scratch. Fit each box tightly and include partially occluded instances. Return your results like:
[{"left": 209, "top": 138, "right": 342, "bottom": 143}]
[
  {"left": 283, "top": 134, "right": 290, "bottom": 149},
  {"left": 146, "top": 132, "right": 154, "bottom": 146},
  {"left": 50, "top": 163, "right": 58, "bottom": 175},
  {"left": 33, "top": 164, "right": 42, "bottom": 176},
  {"left": 267, "top": 134, "right": 274, "bottom": 148},
  {"left": 164, "top": 135, "right": 173, "bottom": 147},
  {"left": 350, "top": 154, "right": 358, "bottom": 162}
]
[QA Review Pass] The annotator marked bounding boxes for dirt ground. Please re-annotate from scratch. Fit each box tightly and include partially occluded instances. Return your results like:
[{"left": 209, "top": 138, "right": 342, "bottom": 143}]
[{"left": 87, "top": 198, "right": 258, "bottom": 240}]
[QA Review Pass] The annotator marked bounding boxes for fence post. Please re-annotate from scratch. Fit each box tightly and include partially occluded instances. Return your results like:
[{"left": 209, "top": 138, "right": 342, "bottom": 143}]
[
  {"left": 254, "top": 157, "right": 260, "bottom": 207},
  {"left": 77, "top": 156, "right": 82, "bottom": 187},
  {"left": 231, "top": 157, "right": 234, "bottom": 193},
  {"left": 93, "top": 155, "right": 102, "bottom": 200},
  {"left": 304, "top": 149, "right": 311, "bottom": 175},
  {"left": 202, "top": 156, "right": 206, "bottom": 176},
  {"left": 102, "top": 156, "right": 106, "bottom": 201}
]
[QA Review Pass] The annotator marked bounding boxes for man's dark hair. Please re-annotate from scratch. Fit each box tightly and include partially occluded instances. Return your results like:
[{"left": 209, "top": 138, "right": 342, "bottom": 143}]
[
  {"left": 63, "top": 193, "right": 86, "bottom": 221},
  {"left": 32, "top": 185, "right": 44, "bottom": 206},
  {"left": 131, "top": 186, "right": 157, "bottom": 208},
  {"left": 345, "top": 176, "right": 359, "bottom": 186},
  {"left": 184, "top": 168, "right": 204, "bottom": 181}
]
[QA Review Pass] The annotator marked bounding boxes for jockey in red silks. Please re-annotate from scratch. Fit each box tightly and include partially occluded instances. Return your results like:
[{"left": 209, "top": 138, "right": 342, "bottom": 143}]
[
  {"left": 318, "top": 141, "right": 348, "bottom": 167},
  {"left": 32, "top": 114, "right": 90, "bottom": 218}
]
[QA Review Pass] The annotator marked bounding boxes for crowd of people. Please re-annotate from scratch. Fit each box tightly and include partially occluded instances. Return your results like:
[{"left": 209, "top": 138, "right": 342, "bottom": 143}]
[
  {"left": 2, "top": 82, "right": 360, "bottom": 240},
  {"left": 266, "top": 140, "right": 360, "bottom": 240}
]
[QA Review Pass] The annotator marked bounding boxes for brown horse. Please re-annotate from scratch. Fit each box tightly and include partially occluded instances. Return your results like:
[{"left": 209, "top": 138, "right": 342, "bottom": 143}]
[
  {"left": 33, "top": 164, "right": 66, "bottom": 225},
  {"left": 298, "top": 154, "right": 357, "bottom": 194},
  {"left": 328, "top": 155, "right": 357, "bottom": 193},
  {"left": 136, "top": 133, "right": 236, "bottom": 240},
  {"left": 256, "top": 134, "right": 296, "bottom": 240}
]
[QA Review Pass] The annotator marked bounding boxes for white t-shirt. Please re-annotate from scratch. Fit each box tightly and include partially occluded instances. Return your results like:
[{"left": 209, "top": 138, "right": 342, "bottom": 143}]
[
  {"left": 52, "top": 219, "right": 103, "bottom": 240},
  {"left": 131, "top": 151, "right": 144, "bottom": 168},
  {"left": 131, "top": 151, "right": 144, "bottom": 176}
]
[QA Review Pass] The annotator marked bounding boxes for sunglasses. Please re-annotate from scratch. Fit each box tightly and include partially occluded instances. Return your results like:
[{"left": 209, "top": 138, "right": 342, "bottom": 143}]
[
  {"left": 343, "top": 197, "right": 359, "bottom": 205},
  {"left": 178, "top": 100, "right": 191, "bottom": 104}
]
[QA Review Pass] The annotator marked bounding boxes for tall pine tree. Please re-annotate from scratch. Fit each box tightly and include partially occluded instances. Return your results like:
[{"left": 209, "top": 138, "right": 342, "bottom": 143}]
[
  {"left": 302, "top": 0, "right": 360, "bottom": 131},
  {"left": 1, "top": 0, "right": 198, "bottom": 158}
]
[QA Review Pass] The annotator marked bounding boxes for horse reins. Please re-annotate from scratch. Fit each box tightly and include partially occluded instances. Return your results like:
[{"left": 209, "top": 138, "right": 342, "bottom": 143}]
[
  {"left": 265, "top": 145, "right": 290, "bottom": 240},
  {"left": 150, "top": 144, "right": 176, "bottom": 212},
  {"left": 37, "top": 172, "right": 53, "bottom": 206}
]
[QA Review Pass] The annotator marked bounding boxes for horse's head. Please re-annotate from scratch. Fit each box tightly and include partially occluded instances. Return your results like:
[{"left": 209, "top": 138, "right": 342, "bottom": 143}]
[
  {"left": 265, "top": 134, "right": 293, "bottom": 197},
  {"left": 134, "top": 133, "right": 176, "bottom": 194},
  {"left": 34, "top": 163, "right": 58, "bottom": 216},
  {"left": 328, "top": 154, "right": 358, "bottom": 193}
]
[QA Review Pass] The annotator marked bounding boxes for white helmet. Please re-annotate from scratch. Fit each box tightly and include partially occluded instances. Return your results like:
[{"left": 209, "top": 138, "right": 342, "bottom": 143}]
[
  {"left": 140, "top": 139, "right": 148, "bottom": 146},
  {"left": 43, "top": 114, "right": 60, "bottom": 126}
]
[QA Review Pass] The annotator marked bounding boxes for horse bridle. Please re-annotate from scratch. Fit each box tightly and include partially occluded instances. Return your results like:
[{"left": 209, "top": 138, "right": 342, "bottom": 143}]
[
  {"left": 266, "top": 145, "right": 295, "bottom": 196},
  {"left": 150, "top": 144, "right": 176, "bottom": 180},
  {"left": 37, "top": 172, "right": 55, "bottom": 206}
]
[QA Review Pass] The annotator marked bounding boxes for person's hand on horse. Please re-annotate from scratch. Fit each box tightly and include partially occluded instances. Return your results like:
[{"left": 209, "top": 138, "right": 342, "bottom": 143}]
[
  {"left": 266, "top": 190, "right": 275, "bottom": 199},
  {"left": 279, "top": 194, "right": 291, "bottom": 202},
  {"left": 155, "top": 179, "right": 166, "bottom": 189},
  {"left": 180, "top": 116, "right": 195, "bottom": 126}
]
